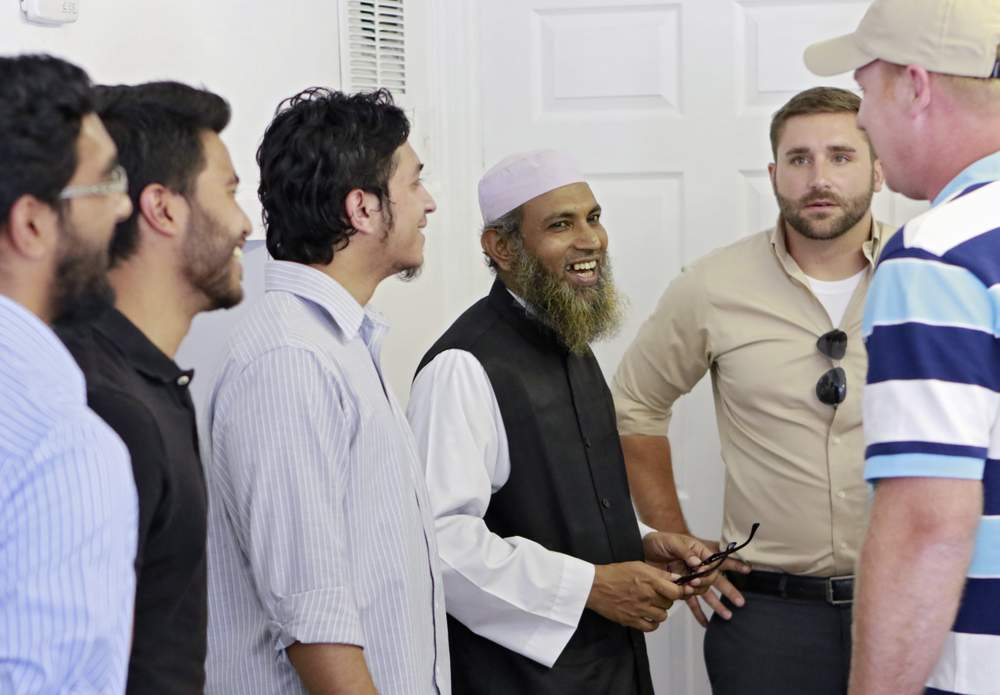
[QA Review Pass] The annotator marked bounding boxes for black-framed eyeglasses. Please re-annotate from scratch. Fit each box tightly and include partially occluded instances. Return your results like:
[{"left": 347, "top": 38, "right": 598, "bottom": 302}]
[
  {"left": 676, "top": 522, "right": 760, "bottom": 585},
  {"left": 816, "top": 329, "right": 847, "bottom": 408}
]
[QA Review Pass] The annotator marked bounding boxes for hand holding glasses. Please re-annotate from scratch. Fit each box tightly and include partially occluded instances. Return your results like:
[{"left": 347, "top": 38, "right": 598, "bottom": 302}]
[{"left": 675, "top": 522, "right": 760, "bottom": 586}]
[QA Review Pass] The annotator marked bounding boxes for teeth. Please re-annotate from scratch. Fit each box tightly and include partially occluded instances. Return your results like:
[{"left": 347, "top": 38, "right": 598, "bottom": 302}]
[
  {"left": 233, "top": 247, "right": 243, "bottom": 260},
  {"left": 569, "top": 260, "right": 597, "bottom": 271}
]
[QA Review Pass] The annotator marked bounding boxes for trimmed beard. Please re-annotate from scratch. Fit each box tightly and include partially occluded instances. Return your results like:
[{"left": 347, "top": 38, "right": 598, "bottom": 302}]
[
  {"left": 51, "top": 214, "right": 115, "bottom": 325},
  {"left": 507, "top": 235, "right": 623, "bottom": 354},
  {"left": 777, "top": 170, "right": 876, "bottom": 241},
  {"left": 182, "top": 201, "right": 243, "bottom": 312}
]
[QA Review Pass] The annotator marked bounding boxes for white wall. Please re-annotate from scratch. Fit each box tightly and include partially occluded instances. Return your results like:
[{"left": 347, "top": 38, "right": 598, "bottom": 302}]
[{"left": 1, "top": 0, "right": 484, "bottom": 409}]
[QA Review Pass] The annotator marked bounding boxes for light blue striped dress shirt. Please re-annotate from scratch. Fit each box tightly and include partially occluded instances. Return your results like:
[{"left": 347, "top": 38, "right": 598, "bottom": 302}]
[
  {"left": 0, "top": 295, "right": 137, "bottom": 695},
  {"left": 204, "top": 261, "right": 450, "bottom": 694}
]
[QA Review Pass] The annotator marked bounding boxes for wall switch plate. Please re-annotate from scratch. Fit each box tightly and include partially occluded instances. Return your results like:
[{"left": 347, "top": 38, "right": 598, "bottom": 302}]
[{"left": 21, "top": 0, "right": 78, "bottom": 25}]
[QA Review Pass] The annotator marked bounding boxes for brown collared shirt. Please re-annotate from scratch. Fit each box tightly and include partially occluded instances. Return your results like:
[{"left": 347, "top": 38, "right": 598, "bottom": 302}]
[{"left": 612, "top": 218, "right": 895, "bottom": 577}]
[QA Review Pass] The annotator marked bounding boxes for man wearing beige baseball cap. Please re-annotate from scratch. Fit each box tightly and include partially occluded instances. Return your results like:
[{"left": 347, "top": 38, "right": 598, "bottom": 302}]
[{"left": 805, "top": 2, "right": 1000, "bottom": 695}]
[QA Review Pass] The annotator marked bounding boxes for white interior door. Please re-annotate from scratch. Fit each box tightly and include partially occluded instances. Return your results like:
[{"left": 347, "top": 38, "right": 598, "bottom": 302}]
[{"left": 478, "top": 1, "right": 925, "bottom": 692}]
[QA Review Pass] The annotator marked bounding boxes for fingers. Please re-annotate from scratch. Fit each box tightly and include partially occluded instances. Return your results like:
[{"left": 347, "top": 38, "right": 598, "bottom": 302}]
[
  {"left": 649, "top": 594, "right": 674, "bottom": 611},
  {"left": 652, "top": 574, "right": 689, "bottom": 602},
  {"left": 715, "top": 575, "right": 746, "bottom": 608},
  {"left": 720, "top": 556, "right": 752, "bottom": 574},
  {"left": 685, "top": 595, "right": 709, "bottom": 628},
  {"left": 700, "top": 590, "right": 733, "bottom": 620},
  {"left": 634, "top": 606, "right": 670, "bottom": 631}
]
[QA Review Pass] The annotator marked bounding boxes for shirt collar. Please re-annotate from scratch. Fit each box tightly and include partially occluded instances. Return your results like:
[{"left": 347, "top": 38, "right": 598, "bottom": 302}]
[
  {"left": 0, "top": 293, "right": 85, "bottom": 397},
  {"left": 769, "top": 214, "right": 884, "bottom": 277},
  {"left": 264, "top": 259, "right": 387, "bottom": 346},
  {"left": 932, "top": 150, "right": 1000, "bottom": 208},
  {"left": 91, "top": 307, "right": 191, "bottom": 385}
]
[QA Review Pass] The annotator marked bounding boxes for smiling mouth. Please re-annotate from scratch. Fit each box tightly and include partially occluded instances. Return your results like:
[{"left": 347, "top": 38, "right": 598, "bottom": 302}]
[{"left": 565, "top": 259, "right": 600, "bottom": 284}]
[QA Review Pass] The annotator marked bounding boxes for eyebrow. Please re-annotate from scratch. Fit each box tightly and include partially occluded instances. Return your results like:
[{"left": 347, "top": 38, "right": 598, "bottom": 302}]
[
  {"left": 784, "top": 145, "right": 858, "bottom": 157},
  {"left": 542, "top": 205, "right": 602, "bottom": 225}
]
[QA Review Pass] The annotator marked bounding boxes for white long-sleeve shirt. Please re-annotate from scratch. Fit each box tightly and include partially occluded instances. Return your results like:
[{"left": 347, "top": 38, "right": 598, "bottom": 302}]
[{"left": 407, "top": 347, "right": 655, "bottom": 667}]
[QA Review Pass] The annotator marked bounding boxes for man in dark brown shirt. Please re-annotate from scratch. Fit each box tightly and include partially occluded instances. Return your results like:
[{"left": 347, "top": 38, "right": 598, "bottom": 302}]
[{"left": 58, "top": 81, "right": 250, "bottom": 694}]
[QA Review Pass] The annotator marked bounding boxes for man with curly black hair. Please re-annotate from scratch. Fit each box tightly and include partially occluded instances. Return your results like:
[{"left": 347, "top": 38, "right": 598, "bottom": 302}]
[{"left": 204, "top": 88, "right": 447, "bottom": 695}]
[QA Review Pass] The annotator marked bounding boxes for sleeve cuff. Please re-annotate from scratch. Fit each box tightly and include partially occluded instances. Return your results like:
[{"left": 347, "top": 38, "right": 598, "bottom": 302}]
[
  {"left": 636, "top": 519, "right": 658, "bottom": 539},
  {"left": 865, "top": 454, "right": 986, "bottom": 482},
  {"left": 272, "top": 587, "right": 364, "bottom": 652},
  {"left": 521, "top": 556, "right": 595, "bottom": 668}
]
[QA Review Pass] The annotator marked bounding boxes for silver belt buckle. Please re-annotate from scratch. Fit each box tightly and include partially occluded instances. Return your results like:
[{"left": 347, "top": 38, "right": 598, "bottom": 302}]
[{"left": 826, "top": 574, "right": 854, "bottom": 606}]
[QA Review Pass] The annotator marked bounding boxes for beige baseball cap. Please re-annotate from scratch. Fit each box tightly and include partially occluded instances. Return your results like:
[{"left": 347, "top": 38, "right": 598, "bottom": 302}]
[{"left": 804, "top": 0, "right": 1000, "bottom": 78}]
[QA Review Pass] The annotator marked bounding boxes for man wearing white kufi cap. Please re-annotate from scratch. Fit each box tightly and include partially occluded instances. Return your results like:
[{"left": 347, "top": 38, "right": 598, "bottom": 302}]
[
  {"left": 805, "top": 2, "right": 1000, "bottom": 694},
  {"left": 406, "top": 150, "right": 722, "bottom": 694}
]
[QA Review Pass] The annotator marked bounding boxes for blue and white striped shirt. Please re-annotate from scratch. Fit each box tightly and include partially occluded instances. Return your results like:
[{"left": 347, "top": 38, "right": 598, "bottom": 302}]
[
  {"left": 0, "top": 295, "right": 137, "bottom": 695},
  {"left": 204, "top": 260, "right": 449, "bottom": 694},
  {"left": 863, "top": 151, "right": 1000, "bottom": 695}
]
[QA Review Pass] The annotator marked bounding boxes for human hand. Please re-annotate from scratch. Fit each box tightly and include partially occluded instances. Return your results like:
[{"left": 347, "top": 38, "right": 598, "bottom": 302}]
[
  {"left": 586, "top": 561, "right": 691, "bottom": 632},
  {"left": 678, "top": 537, "right": 752, "bottom": 628},
  {"left": 642, "top": 531, "right": 720, "bottom": 586}
]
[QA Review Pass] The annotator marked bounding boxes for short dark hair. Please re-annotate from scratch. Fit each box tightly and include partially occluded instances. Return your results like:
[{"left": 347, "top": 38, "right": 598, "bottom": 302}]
[
  {"left": 258, "top": 88, "right": 410, "bottom": 265},
  {"left": 0, "top": 54, "right": 93, "bottom": 227},
  {"left": 94, "top": 81, "right": 230, "bottom": 264},
  {"left": 770, "top": 87, "right": 871, "bottom": 158}
]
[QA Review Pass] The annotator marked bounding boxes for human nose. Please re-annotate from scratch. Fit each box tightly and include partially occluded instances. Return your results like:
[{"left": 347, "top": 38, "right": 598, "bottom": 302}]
[
  {"left": 576, "top": 221, "right": 604, "bottom": 250},
  {"left": 809, "top": 160, "right": 834, "bottom": 190},
  {"left": 115, "top": 192, "right": 133, "bottom": 222},
  {"left": 238, "top": 207, "right": 253, "bottom": 240}
]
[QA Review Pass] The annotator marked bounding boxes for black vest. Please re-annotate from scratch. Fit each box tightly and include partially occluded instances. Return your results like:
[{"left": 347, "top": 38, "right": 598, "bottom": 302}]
[{"left": 416, "top": 279, "right": 653, "bottom": 695}]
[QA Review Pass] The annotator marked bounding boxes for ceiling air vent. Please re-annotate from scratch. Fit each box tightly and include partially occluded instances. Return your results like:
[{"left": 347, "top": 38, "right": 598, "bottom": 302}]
[{"left": 340, "top": 0, "right": 407, "bottom": 95}]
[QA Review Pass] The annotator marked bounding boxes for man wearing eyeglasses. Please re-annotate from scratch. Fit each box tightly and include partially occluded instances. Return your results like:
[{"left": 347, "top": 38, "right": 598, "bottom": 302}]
[
  {"left": 0, "top": 54, "right": 137, "bottom": 694},
  {"left": 612, "top": 87, "right": 894, "bottom": 695},
  {"left": 57, "top": 82, "right": 251, "bottom": 695},
  {"left": 806, "top": 1, "right": 1000, "bottom": 694}
]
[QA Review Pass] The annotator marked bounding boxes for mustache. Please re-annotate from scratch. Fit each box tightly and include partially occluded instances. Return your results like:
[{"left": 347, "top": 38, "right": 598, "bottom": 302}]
[{"left": 798, "top": 191, "right": 846, "bottom": 206}]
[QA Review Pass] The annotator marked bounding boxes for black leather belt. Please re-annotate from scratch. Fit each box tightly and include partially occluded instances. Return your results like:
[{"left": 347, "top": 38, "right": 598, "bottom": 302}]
[{"left": 727, "top": 570, "right": 854, "bottom": 606}]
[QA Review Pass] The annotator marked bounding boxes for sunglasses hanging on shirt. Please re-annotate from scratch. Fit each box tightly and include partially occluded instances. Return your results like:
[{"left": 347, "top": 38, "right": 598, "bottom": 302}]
[{"left": 815, "top": 329, "right": 848, "bottom": 407}]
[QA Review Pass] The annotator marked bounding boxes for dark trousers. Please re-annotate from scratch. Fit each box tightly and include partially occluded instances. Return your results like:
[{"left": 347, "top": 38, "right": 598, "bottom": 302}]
[{"left": 703, "top": 592, "right": 852, "bottom": 695}]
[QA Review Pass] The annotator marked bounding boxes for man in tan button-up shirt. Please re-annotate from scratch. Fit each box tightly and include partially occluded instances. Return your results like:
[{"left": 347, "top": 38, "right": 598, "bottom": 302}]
[{"left": 612, "top": 87, "right": 895, "bottom": 695}]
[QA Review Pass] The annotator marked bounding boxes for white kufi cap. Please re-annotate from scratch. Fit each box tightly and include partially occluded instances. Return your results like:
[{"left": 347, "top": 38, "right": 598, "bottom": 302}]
[{"left": 478, "top": 149, "right": 585, "bottom": 223}]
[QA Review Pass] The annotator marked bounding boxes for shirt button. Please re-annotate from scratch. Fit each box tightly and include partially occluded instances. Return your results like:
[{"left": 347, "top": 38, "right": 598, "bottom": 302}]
[
  {"left": 601, "top": 497, "right": 612, "bottom": 509},
  {"left": 583, "top": 437, "right": 592, "bottom": 449},
  {"left": 837, "top": 490, "right": 847, "bottom": 499},
  {"left": 840, "top": 541, "right": 848, "bottom": 549},
  {"left": 832, "top": 436, "right": 842, "bottom": 445},
  {"left": 176, "top": 374, "right": 191, "bottom": 386}
]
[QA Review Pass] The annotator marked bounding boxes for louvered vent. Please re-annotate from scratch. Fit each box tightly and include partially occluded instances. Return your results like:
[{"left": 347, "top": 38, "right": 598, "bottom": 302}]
[{"left": 341, "top": 0, "right": 406, "bottom": 95}]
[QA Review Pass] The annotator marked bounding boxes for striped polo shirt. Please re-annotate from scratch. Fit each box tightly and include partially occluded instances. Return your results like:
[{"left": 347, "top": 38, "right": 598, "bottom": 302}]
[{"left": 862, "top": 151, "right": 1000, "bottom": 695}]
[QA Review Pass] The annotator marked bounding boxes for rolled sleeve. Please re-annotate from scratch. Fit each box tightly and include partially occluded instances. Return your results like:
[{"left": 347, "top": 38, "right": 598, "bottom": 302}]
[
  {"left": 613, "top": 265, "right": 712, "bottom": 436},
  {"left": 212, "top": 347, "right": 363, "bottom": 651},
  {"left": 273, "top": 587, "right": 363, "bottom": 651}
]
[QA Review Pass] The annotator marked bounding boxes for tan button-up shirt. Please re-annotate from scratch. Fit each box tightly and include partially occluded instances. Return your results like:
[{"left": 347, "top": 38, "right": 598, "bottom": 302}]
[{"left": 612, "top": 218, "right": 895, "bottom": 577}]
